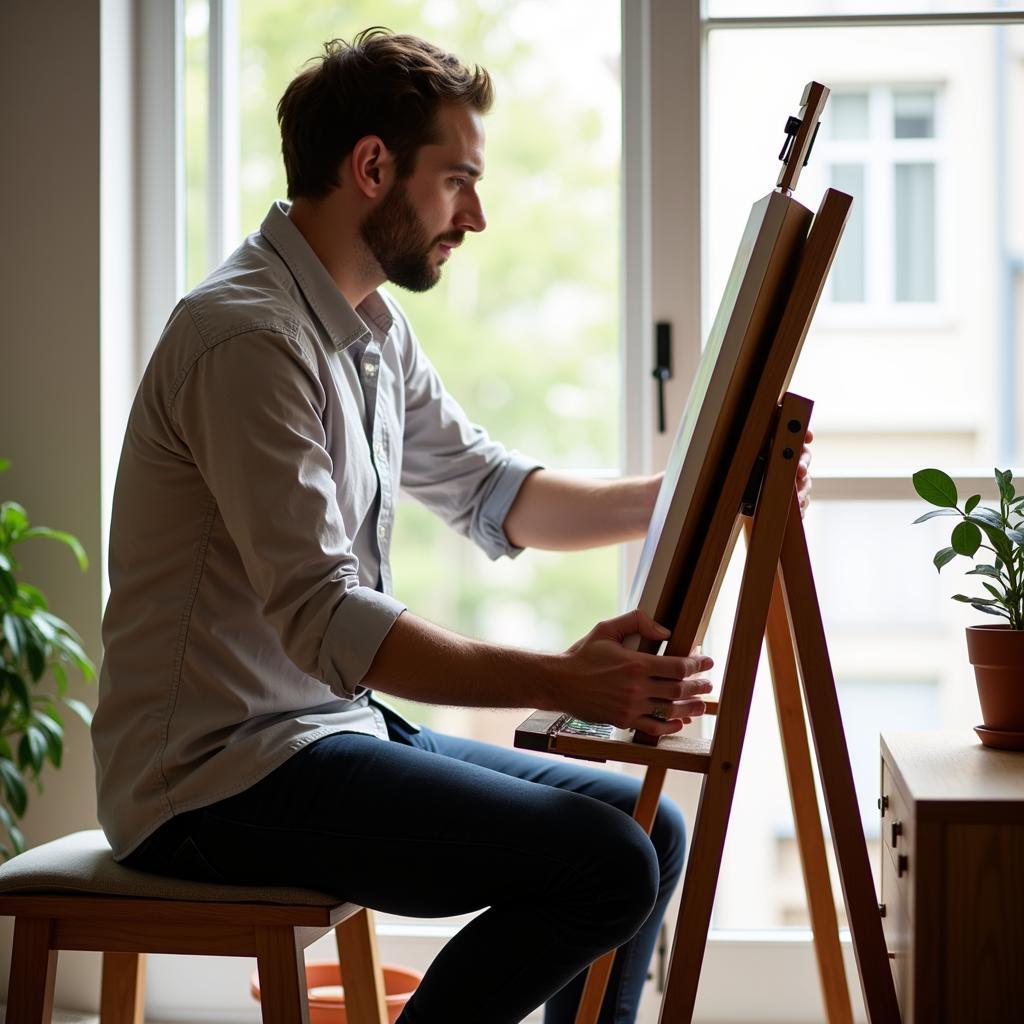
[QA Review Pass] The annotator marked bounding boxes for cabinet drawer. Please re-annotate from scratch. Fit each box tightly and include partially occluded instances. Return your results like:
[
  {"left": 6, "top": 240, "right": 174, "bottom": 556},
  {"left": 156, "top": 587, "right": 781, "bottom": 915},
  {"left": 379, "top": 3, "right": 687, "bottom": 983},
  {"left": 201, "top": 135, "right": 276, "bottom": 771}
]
[
  {"left": 880, "top": 759, "right": 914, "bottom": 916},
  {"left": 880, "top": 835, "right": 913, "bottom": 1021}
]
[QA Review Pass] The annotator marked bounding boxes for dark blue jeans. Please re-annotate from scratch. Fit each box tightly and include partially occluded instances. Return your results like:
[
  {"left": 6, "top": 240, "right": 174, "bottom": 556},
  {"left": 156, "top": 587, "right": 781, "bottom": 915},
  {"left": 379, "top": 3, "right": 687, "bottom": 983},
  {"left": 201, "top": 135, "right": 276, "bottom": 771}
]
[{"left": 124, "top": 721, "right": 686, "bottom": 1024}]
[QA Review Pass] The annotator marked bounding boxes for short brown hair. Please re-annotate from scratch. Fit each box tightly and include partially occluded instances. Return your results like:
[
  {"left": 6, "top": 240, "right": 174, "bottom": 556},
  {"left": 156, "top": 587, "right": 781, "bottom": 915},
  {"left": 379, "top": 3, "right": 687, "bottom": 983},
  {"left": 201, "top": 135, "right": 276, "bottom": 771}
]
[{"left": 277, "top": 28, "right": 493, "bottom": 200}]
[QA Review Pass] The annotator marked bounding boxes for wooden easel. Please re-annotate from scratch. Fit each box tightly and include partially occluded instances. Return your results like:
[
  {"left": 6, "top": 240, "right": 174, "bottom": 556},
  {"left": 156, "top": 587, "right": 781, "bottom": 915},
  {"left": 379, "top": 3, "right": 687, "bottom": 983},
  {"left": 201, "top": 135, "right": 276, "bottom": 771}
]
[{"left": 567, "top": 87, "right": 901, "bottom": 1024}]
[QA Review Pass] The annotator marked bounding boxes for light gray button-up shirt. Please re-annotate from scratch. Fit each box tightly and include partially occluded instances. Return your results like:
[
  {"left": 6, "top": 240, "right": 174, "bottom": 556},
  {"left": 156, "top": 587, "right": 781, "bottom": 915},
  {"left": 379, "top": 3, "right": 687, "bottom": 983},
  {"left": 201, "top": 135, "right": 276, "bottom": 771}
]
[{"left": 93, "top": 201, "right": 541, "bottom": 859}]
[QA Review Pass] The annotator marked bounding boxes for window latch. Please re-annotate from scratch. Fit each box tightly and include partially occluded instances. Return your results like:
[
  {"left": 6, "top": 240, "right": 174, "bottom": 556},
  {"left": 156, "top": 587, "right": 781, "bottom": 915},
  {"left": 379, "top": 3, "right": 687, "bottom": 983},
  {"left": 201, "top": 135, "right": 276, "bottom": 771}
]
[{"left": 652, "top": 321, "right": 673, "bottom": 434}]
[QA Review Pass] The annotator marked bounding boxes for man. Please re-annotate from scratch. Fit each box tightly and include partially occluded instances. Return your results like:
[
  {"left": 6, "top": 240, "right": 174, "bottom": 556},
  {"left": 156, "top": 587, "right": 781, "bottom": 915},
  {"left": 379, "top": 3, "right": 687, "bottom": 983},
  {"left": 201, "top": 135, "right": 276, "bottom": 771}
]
[{"left": 93, "top": 29, "right": 810, "bottom": 1024}]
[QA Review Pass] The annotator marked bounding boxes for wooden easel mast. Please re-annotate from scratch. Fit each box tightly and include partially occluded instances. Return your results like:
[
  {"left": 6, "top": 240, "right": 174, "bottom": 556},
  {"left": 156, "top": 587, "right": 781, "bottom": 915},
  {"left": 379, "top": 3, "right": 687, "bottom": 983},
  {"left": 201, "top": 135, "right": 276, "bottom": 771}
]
[{"left": 571, "top": 84, "right": 901, "bottom": 1024}]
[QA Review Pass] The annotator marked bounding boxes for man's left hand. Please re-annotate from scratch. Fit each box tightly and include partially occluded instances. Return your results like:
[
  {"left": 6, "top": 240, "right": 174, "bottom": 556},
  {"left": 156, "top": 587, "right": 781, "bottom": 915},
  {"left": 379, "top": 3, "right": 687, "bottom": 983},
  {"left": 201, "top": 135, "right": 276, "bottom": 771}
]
[{"left": 796, "top": 429, "right": 813, "bottom": 518}]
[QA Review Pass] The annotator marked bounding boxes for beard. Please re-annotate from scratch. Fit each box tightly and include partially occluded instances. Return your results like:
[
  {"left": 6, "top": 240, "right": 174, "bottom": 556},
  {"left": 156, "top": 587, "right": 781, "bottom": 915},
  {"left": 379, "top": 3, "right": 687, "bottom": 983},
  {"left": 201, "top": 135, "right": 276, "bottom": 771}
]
[{"left": 360, "top": 181, "right": 460, "bottom": 293}]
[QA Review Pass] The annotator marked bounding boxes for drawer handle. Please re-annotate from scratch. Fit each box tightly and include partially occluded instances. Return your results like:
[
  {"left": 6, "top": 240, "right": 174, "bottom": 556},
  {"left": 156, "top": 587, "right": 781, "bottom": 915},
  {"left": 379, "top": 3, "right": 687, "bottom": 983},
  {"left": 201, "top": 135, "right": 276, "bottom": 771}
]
[{"left": 878, "top": 795, "right": 889, "bottom": 813}]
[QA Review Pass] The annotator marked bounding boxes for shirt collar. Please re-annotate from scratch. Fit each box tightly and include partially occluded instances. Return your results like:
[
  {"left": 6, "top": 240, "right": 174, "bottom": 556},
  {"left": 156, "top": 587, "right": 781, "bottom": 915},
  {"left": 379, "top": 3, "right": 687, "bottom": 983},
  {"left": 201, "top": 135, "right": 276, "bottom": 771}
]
[{"left": 259, "top": 200, "right": 395, "bottom": 352}]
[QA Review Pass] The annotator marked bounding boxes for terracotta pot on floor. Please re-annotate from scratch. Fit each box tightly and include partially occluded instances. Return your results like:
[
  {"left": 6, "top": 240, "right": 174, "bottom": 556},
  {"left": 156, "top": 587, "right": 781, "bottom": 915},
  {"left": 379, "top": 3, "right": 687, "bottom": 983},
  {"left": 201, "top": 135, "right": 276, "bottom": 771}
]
[
  {"left": 966, "top": 624, "right": 1024, "bottom": 750},
  {"left": 251, "top": 959, "right": 423, "bottom": 1024}
]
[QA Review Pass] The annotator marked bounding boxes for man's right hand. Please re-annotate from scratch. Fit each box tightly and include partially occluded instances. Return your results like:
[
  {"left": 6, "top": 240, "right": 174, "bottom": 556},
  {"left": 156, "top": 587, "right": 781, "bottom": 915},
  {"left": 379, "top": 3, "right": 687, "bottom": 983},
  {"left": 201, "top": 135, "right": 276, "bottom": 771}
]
[{"left": 548, "top": 609, "right": 714, "bottom": 737}]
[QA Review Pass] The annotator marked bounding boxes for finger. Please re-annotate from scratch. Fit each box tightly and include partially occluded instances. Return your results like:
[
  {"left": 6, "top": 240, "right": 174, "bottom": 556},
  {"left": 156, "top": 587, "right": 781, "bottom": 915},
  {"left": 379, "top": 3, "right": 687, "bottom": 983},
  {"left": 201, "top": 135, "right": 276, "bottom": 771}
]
[
  {"left": 640, "top": 653, "right": 714, "bottom": 678},
  {"left": 634, "top": 716, "right": 685, "bottom": 738},
  {"left": 652, "top": 677, "right": 713, "bottom": 699},
  {"left": 804, "top": 428, "right": 814, "bottom": 444},
  {"left": 602, "top": 608, "right": 671, "bottom": 643}
]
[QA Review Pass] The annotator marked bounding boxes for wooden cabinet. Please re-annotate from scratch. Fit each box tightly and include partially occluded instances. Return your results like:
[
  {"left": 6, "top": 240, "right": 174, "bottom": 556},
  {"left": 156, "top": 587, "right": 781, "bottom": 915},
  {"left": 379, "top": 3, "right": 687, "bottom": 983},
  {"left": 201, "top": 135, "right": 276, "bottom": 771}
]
[{"left": 879, "top": 732, "right": 1024, "bottom": 1023}]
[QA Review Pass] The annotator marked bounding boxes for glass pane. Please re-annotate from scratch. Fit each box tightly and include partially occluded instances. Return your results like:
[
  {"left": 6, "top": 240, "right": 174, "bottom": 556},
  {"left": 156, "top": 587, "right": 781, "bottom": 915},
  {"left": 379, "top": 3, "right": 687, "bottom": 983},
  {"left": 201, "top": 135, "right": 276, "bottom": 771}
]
[
  {"left": 893, "top": 89, "right": 936, "bottom": 138},
  {"left": 894, "top": 162, "right": 936, "bottom": 301},
  {"left": 830, "top": 92, "right": 869, "bottom": 140},
  {"left": 708, "top": 1, "right": 1024, "bottom": 16},
  {"left": 830, "top": 163, "right": 866, "bottom": 301},
  {"left": 232, "top": 1, "right": 622, "bottom": 737}
]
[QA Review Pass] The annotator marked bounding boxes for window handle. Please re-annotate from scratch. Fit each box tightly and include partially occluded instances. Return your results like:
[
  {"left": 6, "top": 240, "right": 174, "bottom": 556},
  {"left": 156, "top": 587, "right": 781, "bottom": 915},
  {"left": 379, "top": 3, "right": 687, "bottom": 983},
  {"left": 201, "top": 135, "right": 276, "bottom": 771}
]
[{"left": 653, "top": 321, "right": 673, "bottom": 434}]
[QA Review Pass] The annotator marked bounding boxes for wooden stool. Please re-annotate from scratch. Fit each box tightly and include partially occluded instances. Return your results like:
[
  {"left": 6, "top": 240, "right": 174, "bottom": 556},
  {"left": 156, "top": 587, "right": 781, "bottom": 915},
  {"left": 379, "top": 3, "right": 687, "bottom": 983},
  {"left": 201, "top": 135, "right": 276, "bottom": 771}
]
[{"left": 0, "top": 830, "right": 389, "bottom": 1024}]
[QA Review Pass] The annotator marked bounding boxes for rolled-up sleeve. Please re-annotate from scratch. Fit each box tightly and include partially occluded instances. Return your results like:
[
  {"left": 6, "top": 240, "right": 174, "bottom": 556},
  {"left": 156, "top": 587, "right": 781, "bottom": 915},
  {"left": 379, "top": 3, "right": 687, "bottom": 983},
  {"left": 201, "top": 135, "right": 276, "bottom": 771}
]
[
  {"left": 395, "top": 316, "right": 543, "bottom": 560},
  {"left": 171, "top": 324, "right": 405, "bottom": 698}
]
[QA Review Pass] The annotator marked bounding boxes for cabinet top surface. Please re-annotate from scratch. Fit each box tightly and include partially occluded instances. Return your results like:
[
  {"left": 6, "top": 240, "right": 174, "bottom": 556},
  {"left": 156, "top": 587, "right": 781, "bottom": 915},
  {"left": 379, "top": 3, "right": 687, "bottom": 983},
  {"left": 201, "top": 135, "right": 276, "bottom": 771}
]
[{"left": 882, "top": 731, "right": 1024, "bottom": 816}]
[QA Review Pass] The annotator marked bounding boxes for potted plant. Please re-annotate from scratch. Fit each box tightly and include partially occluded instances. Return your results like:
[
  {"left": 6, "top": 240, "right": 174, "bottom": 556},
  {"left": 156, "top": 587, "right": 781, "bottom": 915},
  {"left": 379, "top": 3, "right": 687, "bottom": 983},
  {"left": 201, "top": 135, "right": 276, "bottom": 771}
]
[
  {"left": 0, "top": 458, "right": 95, "bottom": 857},
  {"left": 913, "top": 466, "right": 1024, "bottom": 750}
]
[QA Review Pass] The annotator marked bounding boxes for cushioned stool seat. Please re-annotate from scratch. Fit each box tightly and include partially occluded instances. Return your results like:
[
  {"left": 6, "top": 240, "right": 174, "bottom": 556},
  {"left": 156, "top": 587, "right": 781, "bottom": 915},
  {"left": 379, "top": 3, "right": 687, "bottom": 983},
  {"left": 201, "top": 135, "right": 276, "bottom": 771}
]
[{"left": 0, "top": 830, "right": 387, "bottom": 1024}]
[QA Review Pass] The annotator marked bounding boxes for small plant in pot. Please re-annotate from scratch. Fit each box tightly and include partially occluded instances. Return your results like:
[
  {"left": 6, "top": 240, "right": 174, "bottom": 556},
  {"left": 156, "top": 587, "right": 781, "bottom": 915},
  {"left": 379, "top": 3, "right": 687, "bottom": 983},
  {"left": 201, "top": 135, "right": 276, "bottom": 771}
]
[
  {"left": 913, "top": 466, "right": 1024, "bottom": 750},
  {"left": 0, "top": 458, "right": 95, "bottom": 856}
]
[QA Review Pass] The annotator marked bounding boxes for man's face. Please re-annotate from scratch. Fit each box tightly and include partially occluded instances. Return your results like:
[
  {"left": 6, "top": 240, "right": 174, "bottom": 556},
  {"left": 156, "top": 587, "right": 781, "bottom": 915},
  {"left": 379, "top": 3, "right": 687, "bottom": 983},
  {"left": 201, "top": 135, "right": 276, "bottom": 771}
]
[{"left": 360, "top": 104, "right": 487, "bottom": 292}]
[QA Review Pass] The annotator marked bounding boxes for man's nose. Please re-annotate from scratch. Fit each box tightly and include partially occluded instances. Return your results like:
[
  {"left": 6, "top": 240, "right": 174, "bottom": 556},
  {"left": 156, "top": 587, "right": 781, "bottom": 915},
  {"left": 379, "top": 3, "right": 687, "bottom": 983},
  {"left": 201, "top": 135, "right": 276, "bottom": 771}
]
[{"left": 459, "top": 193, "right": 486, "bottom": 234}]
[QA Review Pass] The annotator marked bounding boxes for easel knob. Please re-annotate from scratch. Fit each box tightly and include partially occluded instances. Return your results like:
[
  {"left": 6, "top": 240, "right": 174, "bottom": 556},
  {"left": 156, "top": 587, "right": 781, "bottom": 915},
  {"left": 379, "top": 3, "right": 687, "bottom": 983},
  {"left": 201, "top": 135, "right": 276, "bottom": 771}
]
[{"left": 776, "top": 81, "right": 829, "bottom": 195}]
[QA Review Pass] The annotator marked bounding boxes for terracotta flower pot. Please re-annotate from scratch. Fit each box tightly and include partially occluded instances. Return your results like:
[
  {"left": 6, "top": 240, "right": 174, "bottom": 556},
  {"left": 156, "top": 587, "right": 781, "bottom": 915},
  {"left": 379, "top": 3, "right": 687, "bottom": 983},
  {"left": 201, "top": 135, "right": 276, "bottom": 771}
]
[
  {"left": 966, "top": 624, "right": 1024, "bottom": 749},
  {"left": 250, "top": 959, "right": 423, "bottom": 1024}
]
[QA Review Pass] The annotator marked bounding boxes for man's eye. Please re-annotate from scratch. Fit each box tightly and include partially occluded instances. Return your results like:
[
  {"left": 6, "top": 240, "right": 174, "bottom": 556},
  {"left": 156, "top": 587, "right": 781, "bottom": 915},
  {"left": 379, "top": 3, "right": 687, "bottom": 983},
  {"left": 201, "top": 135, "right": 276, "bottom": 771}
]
[{"left": 449, "top": 177, "right": 466, "bottom": 189}]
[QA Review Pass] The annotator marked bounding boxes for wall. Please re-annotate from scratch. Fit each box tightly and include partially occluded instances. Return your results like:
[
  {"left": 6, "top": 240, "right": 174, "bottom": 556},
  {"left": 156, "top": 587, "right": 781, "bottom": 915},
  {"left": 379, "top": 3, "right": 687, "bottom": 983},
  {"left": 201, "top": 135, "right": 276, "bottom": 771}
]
[{"left": 0, "top": 0, "right": 133, "bottom": 1008}]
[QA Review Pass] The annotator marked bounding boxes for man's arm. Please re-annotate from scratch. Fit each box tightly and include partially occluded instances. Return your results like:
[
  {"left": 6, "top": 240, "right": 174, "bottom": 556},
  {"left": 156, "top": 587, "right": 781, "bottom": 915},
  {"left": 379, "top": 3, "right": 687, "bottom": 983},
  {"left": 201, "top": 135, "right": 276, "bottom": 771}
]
[
  {"left": 504, "top": 471, "right": 661, "bottom": 551},
  {"left": 504, "top": 431, "right": 815, "bottom": 552},
  {"left": 365, "top": 607, "right": 714, "bottom": 735}
]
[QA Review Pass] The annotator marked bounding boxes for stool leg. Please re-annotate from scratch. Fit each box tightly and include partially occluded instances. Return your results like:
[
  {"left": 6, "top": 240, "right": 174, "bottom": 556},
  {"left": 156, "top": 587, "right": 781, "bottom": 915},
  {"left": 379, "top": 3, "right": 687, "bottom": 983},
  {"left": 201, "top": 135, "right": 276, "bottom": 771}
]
[
  {"left": 100, "top": 952, "right": 146, "bottom": 1024},
  {"left": 255, "top": 926, "right": 309, "bottom": 1024},
  {"left": 7, "top": 916, "right": 57, "bottom": 1024},
  {"left": 335, "top": 908, "right": 387, "bottom": 1024}
]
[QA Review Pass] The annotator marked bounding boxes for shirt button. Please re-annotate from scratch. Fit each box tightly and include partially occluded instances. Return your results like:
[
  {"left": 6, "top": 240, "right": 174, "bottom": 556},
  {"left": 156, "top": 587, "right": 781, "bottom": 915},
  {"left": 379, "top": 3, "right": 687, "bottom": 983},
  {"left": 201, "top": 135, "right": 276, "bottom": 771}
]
[
  {"left": 363, "top": 360, "right": 378, "bottom": 379},
  {"left": 374, "top": 442, "right": 386, "bottom": 460},
  {"left": 377, "top": 524, "right": 387, "bottom": 540}
]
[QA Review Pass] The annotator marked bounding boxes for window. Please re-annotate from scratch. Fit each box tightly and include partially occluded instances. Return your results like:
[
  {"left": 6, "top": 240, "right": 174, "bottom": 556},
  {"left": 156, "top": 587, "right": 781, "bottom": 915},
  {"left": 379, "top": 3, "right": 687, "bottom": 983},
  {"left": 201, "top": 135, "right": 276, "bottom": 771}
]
[
  {"left": 182, "top": 0, "right": 625, "bottom": 745},
  {"left": 820, "top": 85, "right": 943, "bottom": 309},
  {"left": 702, "top": 11, "right": 1024, "bottom": 956}
]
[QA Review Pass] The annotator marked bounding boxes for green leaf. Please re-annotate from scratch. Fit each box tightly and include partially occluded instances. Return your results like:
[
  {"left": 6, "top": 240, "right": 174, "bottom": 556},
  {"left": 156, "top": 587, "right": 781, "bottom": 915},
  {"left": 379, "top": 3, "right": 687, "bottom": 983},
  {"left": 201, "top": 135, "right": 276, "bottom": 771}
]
[
  {"left": 997, "top": 468, "right": 1015, "bottom": 503},
  {"left": 0, "top": 503, "right": 28, "bottom": 540},
  {"left": 0, "top": 552, "right": 9, "bottom": 572},
  {"left": 973, "top": 603, "right": 1009, "bottom": 618},
  {"left": 912, "top": 508, "right": 960, "bottom": 524},
  {"left": 977, "top": 521, "right": 1014, "bottom": 564},
  {"left": 3, "top": 670, "right": 31, "bottom": 714},
  {"left": 966, "top": 565, "right": 1002, "bottom": 579},
  {"left": 0, "top": 458, "right": 9, "bottom": 472},
  {"left": 1007, "top": 529, "right": 1024, "bottom": 545},
  {"left": 969, "top": 507, "right": 1005, "bottom": 529},
  {"left": 52, "top": 663, "right": 67, "bottom": 697},
  {"left": 17, "top": 729, "right": 46, "bottom": 775},
  {"left": 933, "top": 547, "right": 957, "bottom": 572},
  {"left": 17, "top": 584, "right": 47, "bottom": 611},
  {"left": 0, "top": 569, "right": 15, "bottom": 602},
  {"left": 983, "top": 582, "right": 1006, "bottom": 602},
  {"left": 3, "top": 615, "right": 23, "bottom": 660},
  {"left": 61, "top": 697, "right": 93, "bottom": 726},
  {"left": 953, "top": 594, "right": 979, "bottom": 602},
  {"left": 951, "top": 521, "right": 982, "bottom": 557},
  {"left": 32, "top": 711, "right": 63, "bottom": 768},
  {"left": 913, "top": 469, "right": 958, "bottom": 508},
  {"left": 20, "top": 528, "right": 88, "bottom": 572},
  {"left": 964, "top": 494, "right": 982, "bottom": 515},
  {"left": 0, "top": 760, "right": 27, "bottom": 816}
]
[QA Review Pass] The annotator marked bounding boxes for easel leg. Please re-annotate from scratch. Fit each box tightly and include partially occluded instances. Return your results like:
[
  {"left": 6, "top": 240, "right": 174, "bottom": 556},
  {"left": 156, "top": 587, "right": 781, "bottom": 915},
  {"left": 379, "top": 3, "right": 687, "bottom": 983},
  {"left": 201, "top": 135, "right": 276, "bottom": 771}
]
[
  {"left": 762, "top": 549, "right": 853, "bottom": 1024},
  {"left": 779, "top": 498, "right": 900, "bottom": 1023},
  {"left": 658, "top": 397, "right": 810, "bottom": 1023},
  {"left": 574, "top": 766, "right": 668, "bottom": 1024}
]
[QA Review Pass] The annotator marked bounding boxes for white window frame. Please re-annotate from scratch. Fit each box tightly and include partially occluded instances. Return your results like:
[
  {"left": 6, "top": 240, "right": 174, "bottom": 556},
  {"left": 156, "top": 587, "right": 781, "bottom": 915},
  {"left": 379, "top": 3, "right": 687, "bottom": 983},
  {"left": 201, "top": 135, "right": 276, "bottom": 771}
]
[{"left": 132, "top": 2, "right": 1024, "bottom": 1022}]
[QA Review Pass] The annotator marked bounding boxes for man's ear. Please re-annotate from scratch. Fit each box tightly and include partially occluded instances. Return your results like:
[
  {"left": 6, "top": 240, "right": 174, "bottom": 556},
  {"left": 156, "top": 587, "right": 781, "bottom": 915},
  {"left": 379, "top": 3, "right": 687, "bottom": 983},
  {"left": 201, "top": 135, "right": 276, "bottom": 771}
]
[{"left": 349, "top": 135, "right": 395, "bottom": 199}]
